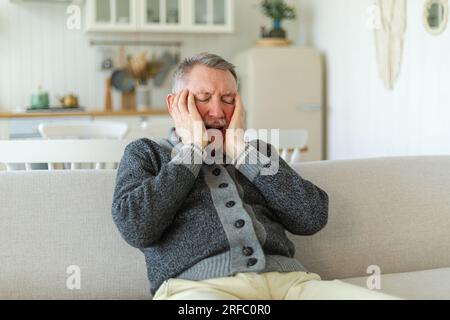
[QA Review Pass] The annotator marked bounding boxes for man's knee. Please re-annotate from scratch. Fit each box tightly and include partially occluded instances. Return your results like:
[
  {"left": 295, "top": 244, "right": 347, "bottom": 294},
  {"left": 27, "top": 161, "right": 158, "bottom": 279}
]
[{"left": 165, "top": 288, "right": 240, "bottom": 300}]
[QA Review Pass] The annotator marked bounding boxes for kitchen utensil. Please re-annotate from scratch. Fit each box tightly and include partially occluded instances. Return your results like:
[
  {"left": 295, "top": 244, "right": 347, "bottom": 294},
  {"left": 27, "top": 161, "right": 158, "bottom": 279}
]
[
  {"left": 105, "top": 77, "right": 113, "bottom": 112},
  {"left": 154, "top": 51, "right": 180, "bottom": 87},
  {"left": 30, "top": 86, "right": 50, "bottom": 109},
  {"left": 111, "top": 69, "right": 136, "bottom": 93},
  {"left": 122, "top": 91, "right": 136, "bottom": 111},
  {"left": 58, "top": 94, "right": 79, "bottom": 108}
]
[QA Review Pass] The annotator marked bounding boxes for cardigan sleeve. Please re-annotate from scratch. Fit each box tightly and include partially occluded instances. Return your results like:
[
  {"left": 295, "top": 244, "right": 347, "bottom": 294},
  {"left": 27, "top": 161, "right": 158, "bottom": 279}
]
[
  {"left": 111, "top": 139, "right": 202, "bottom": 248},
  {"left": 235, "top": 140, "right": 329, "bottom": 236}
]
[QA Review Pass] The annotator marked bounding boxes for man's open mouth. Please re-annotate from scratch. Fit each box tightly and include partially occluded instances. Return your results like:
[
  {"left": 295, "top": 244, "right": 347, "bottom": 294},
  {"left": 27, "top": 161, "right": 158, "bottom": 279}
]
[{"left": 206, "top": 126, "right": 225, "bottom": 131}]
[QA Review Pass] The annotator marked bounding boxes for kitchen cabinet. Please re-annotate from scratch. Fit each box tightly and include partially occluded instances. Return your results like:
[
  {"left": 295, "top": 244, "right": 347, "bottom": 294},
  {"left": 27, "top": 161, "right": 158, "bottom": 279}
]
[
  {"left": 139, "top": 0, "right": 184, "bottom": 31},
  {"left": 86, "top": 0, "right": 138, "bottom": 32},
  {"left": 86, "top": 0, "right": 234, "bottom": 33}
]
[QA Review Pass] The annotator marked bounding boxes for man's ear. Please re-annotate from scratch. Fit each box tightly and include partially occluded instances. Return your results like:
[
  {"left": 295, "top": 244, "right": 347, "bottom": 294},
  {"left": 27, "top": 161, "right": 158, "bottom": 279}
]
[{"left": 166, "top": 94, "right": 174, "bottom": 113}]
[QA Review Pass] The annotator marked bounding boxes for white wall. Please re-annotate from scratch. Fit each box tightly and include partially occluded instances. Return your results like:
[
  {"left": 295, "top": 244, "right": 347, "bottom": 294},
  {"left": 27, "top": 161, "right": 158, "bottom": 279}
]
[
  {"left": 298, "top": 0, "right": 450, "bottom": 160},
  {"left": 6, "top": 0, "right": 447, "bottom": 161},
  {"left": 0, "top": 0, "right": 299, "bottom": 112}
]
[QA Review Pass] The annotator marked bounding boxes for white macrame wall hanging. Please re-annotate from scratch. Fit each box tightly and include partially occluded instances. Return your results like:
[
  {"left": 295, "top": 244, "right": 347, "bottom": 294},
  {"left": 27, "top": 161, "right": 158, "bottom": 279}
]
[{"left": 374, "top": 0, "right": 407, "bottom": 90}]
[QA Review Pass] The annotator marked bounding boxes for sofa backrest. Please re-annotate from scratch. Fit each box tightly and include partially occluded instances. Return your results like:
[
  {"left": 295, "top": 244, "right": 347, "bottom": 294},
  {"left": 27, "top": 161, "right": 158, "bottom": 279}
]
[
  {"left": 1, "top": 156, "right": 449, "bottom": 299},
  {"left": 292, "top": 156, "right": 450, "bottom": 281}
]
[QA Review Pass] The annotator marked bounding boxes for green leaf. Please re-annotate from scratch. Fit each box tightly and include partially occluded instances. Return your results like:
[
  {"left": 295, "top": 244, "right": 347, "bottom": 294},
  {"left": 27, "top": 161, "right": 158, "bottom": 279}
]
[{"left": 260, "top": 0, "right": 297, "bottom": 21}]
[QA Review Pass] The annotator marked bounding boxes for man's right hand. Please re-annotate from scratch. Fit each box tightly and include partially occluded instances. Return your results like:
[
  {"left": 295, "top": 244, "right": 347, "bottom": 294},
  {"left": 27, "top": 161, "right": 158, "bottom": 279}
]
[{"left": 169, "top": 89, "right": 208, "bottom": 149}]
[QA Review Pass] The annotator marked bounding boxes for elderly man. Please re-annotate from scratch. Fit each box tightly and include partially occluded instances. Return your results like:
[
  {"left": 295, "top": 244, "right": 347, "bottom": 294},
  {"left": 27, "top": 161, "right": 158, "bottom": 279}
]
[{"left": 112, "top": 52, "right": 397, "bottom": 300}]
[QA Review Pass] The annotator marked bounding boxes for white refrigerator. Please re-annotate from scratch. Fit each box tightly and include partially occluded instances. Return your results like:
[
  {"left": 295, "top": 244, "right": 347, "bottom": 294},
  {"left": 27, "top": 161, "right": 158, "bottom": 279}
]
[{"left": 233, "top": 47, "right": 325, "bottom": 161}]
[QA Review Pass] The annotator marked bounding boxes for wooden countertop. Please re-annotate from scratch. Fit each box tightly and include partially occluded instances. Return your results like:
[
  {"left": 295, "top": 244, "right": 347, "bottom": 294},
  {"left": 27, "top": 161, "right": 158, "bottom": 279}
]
[{"left": 0, "top": 109, "right": 169, "bottom": 119}]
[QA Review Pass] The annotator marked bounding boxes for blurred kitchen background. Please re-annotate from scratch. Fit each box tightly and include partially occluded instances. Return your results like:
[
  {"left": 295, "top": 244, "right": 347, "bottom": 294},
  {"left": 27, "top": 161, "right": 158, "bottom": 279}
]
[
  {"left": 0, "top": 0, "right": 284, "bottom": 111},
  {"left": 1, "top": 0, "right": 450, "bottom": 166}
]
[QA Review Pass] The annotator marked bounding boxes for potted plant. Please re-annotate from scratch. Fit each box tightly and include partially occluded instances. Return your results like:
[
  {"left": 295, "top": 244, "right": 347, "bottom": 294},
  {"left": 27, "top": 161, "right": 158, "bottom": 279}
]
[
  {"left": 127, "top": 52, "right": 162, "bottom": 111},
  {"left": 260, "top": 0, "right": 296, "bottom": 39}
]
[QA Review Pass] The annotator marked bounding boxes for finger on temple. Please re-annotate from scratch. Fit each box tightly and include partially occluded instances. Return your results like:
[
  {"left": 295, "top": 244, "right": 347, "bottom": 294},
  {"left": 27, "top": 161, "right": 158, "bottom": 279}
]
[
  {"left": 187, "top": 92, "right": 199, "bottom": 115},
  {"left": 171, "top": 93, "right": 181, "bottom": 117},
  {"left": 178, "top": 89, "right": 189, "bottom": 114}
]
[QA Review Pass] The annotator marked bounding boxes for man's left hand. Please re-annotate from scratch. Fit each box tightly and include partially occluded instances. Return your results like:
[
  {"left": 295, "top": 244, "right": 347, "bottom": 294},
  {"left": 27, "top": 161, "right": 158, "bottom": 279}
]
[{"left": 225, "top": 94, "right": 246, "bottom": 161}]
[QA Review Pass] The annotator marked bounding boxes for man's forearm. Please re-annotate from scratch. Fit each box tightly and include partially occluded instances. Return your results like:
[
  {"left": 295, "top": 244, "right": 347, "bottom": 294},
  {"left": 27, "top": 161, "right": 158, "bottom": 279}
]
[
  {"left": 235, "top": 141, "right": 329, "bottom": 235},
  {"left": 112, "top": 142, "right": 202, "bottom": 248}
]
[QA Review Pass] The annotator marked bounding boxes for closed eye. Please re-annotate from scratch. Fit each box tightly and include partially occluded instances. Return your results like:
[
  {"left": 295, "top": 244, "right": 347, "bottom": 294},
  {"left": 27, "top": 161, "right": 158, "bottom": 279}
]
[
  {"left": 195, "top": 94, "right": 211, "bottom": 103},
  {"left": 196, "top": 97, "right": 211, "bottom": 103},
  {"left": 222, "top": 97, "right": 235, "bottom": 104}
]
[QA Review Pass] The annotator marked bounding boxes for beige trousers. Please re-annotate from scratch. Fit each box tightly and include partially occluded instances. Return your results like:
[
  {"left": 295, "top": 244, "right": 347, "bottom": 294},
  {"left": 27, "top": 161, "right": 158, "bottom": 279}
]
[{"left": 153, "top": 271, "right": 400, "bottom": 300}]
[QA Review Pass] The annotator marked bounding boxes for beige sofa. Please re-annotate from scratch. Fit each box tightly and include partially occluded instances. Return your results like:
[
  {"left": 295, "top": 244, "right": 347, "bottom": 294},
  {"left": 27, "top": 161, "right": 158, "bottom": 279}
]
[{"left": 1, "top": 156, "right": 449, "bottom": 300}]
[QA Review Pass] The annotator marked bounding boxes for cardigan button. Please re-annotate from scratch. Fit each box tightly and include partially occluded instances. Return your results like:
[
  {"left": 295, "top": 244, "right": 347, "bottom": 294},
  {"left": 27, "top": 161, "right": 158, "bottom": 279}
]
[
  {"left": 226, "top": 201, "right": 236, "bottom": 208},
  {"left": 247, "top": 258, "right": 258, "bottom": 267},
  {"left": 243, "top": 247, "right": 254, "bottom": 257},
  {"left": 219, "top": 183, "right": 229, "bottom": 189},
  {"left": 212, "top": 168, "right": 221, "bottom": 176},
  {"left": 234, "top": 219, "right": 245, "bottom": 228}
]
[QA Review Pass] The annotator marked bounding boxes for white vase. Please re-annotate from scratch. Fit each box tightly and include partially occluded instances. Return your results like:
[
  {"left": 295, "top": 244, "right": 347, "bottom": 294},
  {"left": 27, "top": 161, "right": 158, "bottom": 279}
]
[{"left": 136, "top": 81, "right": 152, "bottom": 111}]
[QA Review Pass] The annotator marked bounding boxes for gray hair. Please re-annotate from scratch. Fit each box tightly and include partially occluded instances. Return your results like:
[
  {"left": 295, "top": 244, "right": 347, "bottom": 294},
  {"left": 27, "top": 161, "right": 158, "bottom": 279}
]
[{"left": 171, "top": 52, "right": 238, "bottom": 93}]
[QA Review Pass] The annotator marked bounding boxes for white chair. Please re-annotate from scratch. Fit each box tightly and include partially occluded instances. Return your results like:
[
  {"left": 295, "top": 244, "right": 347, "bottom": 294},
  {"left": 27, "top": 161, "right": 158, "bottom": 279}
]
[
  {"left": 37, "top": 121, "right": 129, "bottom": 170},
  {"left": 38, "top": 121, "right": 129, "bottom": 140},
  {"left": 278, "top": 129, "right": 309, "bottom": 164},
  {"left": 245, "top": 129, "right": 309, "bottom": 164},
  {"left": 0, "top": 140, "right": 131, "bottom": 171}
]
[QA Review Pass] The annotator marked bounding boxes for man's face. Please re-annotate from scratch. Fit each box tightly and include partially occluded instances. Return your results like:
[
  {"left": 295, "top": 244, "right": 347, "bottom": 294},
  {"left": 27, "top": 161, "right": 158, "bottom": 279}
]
[{"left": 174, "top": 64, "right": 238, "bottom": 137}]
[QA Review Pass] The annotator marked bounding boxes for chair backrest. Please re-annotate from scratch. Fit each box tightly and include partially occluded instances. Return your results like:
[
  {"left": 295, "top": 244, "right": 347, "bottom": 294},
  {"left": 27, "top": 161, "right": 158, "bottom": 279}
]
[
  {"left": 38, "top": 121, "right": 129, "bottom": 140},
  {"left": 248, "top": 129, "right": 309, "bottom": 164},
  {"left": 241, "top": 129, "right": 309, "bottom": 164},
  {"left": 0, "top": 140, "right": 131, "bottom": 171},
  {"left": 278, "top": 129, "right": 309, "bottom": 163}
]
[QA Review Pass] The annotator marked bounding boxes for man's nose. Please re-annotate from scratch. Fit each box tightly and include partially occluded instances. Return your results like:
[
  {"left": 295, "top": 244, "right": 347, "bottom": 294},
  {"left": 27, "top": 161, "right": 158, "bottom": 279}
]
[{"left": 208, "top": 100, "right": 225, "bottom": 118}]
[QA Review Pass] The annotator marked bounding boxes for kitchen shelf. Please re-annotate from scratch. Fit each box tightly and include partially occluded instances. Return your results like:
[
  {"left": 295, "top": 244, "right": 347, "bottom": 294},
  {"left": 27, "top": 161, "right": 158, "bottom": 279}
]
[{"left": 0, "top": 109, "right": 169, "bottom": 119}]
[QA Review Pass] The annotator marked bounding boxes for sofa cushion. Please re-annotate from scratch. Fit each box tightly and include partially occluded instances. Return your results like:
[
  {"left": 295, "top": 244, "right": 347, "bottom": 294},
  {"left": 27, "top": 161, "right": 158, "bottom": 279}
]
[
  {"left": 341, "top": 267, "right": 450, "bottom": 300},
  {"left": 289, "top": 156, "right": 450, "bottom": 281},
  {"left": 0, "top": 170, "right": 150, "bottom": 300}
]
